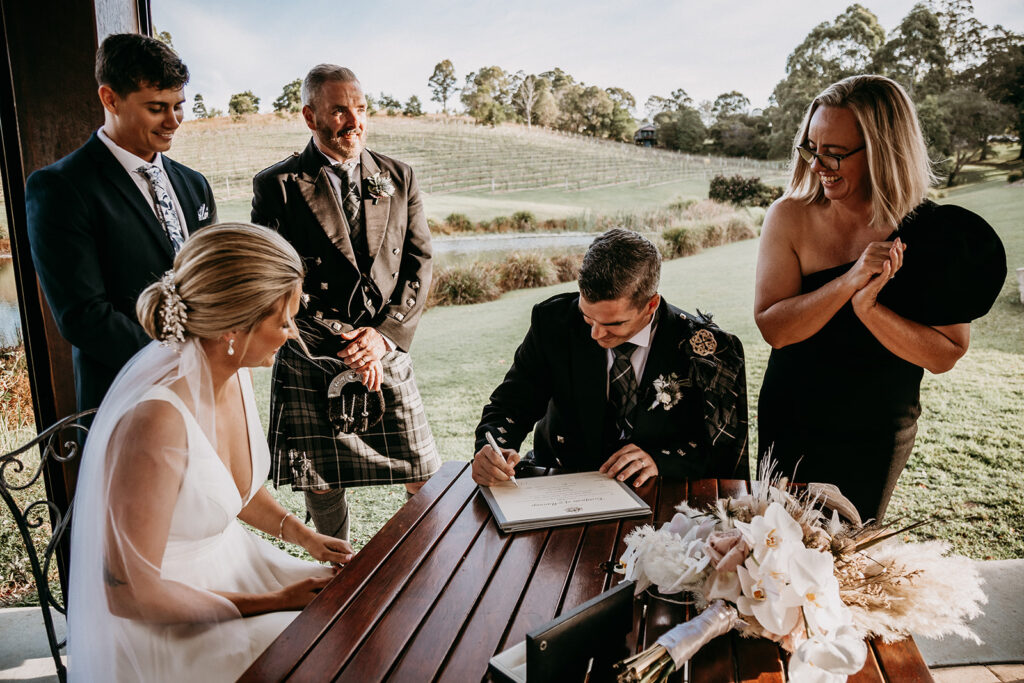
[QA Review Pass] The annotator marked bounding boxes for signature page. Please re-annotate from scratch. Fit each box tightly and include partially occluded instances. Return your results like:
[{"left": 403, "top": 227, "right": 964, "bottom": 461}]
[{"left": 488, "top": 471, "right": 646, "bottom": 522}]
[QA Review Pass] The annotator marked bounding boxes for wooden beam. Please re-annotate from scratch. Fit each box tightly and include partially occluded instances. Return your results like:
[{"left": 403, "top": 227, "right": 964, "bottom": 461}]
[{"left": 0, "top": 0, "right": 149, "bottom": 586}]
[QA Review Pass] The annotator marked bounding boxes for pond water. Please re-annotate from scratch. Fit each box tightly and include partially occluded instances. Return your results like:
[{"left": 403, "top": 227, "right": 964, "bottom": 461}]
[
  {"left": 433, "top": 231, "right": 599, "bottom": 265},
  {"left": 0, "top": 258, "right": 20, "bottom": 347}
]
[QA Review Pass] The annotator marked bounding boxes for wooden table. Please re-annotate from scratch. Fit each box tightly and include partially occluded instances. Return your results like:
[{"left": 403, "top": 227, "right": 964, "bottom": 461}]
[{"left": 241, "top": 461, "right": 935, "bottom": 682}]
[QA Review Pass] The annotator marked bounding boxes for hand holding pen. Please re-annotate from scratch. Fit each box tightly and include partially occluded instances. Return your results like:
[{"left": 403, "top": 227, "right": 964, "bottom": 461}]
[{"left": 470, "top": 431, "right": 521, "bottom": 487}]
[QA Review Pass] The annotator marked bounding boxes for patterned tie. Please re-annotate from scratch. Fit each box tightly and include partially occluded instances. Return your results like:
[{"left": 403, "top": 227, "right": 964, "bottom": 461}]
[
  {"left": 335, "top": 163, "right": 362, "bottom": 238},
  {"left": 137, "top": 165, "right": 184, "bottom": 253},
  {"left": 609, "top": 342, "right": 639, "bottom": 439}
]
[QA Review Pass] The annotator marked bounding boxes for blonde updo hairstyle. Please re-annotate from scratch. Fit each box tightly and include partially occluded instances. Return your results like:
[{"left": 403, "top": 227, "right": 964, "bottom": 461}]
[
  {"left": 137, "top": 223, "right": 304, "bottom": 347},
  {"left": 786, "top": 74, "right": 936, "bottom": 228}
]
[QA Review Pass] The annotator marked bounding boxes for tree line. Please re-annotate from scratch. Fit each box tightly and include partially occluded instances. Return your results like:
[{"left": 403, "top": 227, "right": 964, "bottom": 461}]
[{"left": 181, "top": 0, "right": 1022, "bottom": 186}]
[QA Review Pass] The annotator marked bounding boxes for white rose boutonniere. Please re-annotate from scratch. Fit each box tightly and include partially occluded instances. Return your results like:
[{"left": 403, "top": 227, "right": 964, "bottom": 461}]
[
  {"left": 365, "top": 172, "right": 396, "bottom": 205},
  {"left": 649, "top": 372, "right": 688, "bottom": 411}
]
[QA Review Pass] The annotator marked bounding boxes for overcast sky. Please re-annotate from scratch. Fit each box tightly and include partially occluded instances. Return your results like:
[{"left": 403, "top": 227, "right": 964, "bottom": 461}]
[{"left": 154, "top": 0, "right": 1024, "bottom": 119}]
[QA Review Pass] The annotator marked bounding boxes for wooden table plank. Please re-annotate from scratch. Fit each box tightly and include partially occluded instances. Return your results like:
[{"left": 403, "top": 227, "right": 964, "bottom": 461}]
[
  {"left": 239, "top": 461, "right": 467, "bottom": 682},
  {"left": 334, "top": 487, "right": 493, "bottom": 682},
  {"left": 848, "top": 644, "right": 886, "bottom": 683},
  {"left": 435, "top": 530, "right": 549, "bottom": 683},
  {"left": 560, "top": 519, "right": 621, "bottom": 612},
  {"left": 870, "top": 636, "right": 935, "bottom": 682},
  {"left": 386, "top": 511, "right": 511, "bottom": 681},
  {"left": 500, "top": 524, "right": 586, "bottom": 649},
  {"left": 287, "top": 464, "right": 480, "bottom": 681}
]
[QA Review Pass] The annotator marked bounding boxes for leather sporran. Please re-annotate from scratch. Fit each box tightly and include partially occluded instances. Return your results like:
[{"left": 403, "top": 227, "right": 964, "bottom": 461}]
[
  {"left": 310, "top": 316, "right": 386, "bottom": 435},
  {"left": 327, "top": 369, "right": 385, "bottom": 435}
]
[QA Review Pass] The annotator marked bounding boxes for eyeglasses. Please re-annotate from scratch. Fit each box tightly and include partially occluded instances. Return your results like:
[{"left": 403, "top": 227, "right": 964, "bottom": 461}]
[{"left": 796, "top": 145, "right": 865, "bottom": 171}]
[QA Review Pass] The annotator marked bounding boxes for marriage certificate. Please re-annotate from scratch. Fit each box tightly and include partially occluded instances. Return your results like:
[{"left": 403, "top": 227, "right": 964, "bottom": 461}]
[{"left": 479, "top": 471, "right": 650, "bottom": 532}]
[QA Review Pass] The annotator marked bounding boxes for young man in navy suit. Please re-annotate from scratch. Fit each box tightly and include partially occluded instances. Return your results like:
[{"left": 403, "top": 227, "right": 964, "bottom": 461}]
[
  {"left": 27, "top": 33, "right": 216, "bottom": 411},
  {"left": 472, "top": 229, "right": 750, "bottom": 487}
]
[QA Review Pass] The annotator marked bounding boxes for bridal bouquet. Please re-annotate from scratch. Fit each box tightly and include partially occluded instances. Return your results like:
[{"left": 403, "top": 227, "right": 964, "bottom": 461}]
[{"left": 614, "top": 465, "right": 986, "bottom": 683}]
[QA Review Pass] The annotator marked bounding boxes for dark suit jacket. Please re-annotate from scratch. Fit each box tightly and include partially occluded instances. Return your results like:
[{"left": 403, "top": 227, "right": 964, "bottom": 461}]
[
  {"left": 26, "top": 132, "right": 217, "bottom": 411},
  {"left": 251, "top": 140, "right": 431, "bottom": 352},
  {"left": 475, "top": 293, "right": 750, "bottom": 479}
]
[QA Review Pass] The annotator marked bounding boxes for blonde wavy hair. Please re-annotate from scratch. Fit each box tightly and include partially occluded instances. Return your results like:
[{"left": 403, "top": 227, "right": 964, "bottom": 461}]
[
  {"left": 137, "top": 222, "right": 304, "bottom": 343},
  {"left": 786, "top": 75, "right": 936, "bottom": 228}
]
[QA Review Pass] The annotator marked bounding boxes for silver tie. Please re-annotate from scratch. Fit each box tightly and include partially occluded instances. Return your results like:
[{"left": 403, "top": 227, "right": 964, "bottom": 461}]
[{"left": 137, "top": 165, "right": 184, "bottom": 253}]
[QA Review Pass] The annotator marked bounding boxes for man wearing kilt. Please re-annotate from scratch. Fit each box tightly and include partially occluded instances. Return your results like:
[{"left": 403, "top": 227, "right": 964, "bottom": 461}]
[{"left": 252, "top": 65, "right": 439, "bottom": 541}]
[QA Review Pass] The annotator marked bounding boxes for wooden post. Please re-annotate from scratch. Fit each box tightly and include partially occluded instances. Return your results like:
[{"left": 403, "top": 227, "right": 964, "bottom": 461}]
[{"left": 0, "top": 0, "right": 151, "bottom": 589}]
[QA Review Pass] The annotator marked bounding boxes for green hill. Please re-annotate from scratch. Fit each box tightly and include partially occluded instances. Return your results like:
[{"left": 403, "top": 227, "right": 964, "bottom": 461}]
[{"left": 169, "top": 114, "right": 788, "bottom": 223}]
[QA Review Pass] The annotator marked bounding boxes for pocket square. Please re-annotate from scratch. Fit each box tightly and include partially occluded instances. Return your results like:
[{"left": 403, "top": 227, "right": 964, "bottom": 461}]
[{"left": 197, "top": 203, "right": 209, "bottom": 221}]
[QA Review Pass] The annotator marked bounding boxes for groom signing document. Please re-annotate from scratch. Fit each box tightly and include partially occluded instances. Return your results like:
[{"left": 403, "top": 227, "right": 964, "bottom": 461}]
[{"left": 472, "top": 229, "right": 750, "bottom": 487}]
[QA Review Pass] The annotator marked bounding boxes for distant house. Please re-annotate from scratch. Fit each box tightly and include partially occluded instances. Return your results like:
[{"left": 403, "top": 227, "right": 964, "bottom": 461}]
[{"left": 634, "top": 124, "right": 656, "bottom": 147}]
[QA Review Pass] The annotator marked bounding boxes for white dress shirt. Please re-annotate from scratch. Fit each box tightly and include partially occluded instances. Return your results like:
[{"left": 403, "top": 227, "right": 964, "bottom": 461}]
[{"left": 97, "top": 127, "right": 189, "bottom": 237}]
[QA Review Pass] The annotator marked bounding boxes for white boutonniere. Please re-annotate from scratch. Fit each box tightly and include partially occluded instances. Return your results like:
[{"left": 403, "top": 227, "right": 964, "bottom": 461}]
[
  {"left": 649, "top": 372, "right": 688, "bottom": 411},
  {"left": 365, "top": 172, "right": 396, "bottom": 205},
  {"left": 197, "top": 203, "right": 209, "bottom": 221}
]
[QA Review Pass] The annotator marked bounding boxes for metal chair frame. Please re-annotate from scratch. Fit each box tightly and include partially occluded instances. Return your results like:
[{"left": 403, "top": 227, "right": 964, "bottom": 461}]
[{"left": 0, "top": 408, "right": 96, "bottom": 683}]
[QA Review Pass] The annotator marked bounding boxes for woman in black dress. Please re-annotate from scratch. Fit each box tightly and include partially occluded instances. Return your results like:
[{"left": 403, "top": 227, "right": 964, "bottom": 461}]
[{"left": 754, "top": 75, "right": 1005, "bottom": 521}]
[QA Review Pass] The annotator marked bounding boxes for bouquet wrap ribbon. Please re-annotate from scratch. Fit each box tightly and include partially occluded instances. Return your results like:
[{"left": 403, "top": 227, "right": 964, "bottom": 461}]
[{"left": 656, "top": 599, "right": 739, "bottom": 668}]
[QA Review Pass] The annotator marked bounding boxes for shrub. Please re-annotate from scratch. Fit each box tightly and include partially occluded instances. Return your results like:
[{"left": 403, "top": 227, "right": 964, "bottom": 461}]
[
  {"left": 564, "top": 213, "right": 597, "bottom": 232},
  {"left": 426, "top": 217, "right": 447, "bottom": 235},
  {"left": 662, "top": 227, "right": 702, "bottom": 257},
  {"left": 1008, "top": 171, "right": 1023, "bottom": 184},
  {"left": 745, "top": 206, "right": 767, "bottom": 227},
  {"left": 511, "top": 210, "right": 537, "bottom": 231},
  {"left": 699, "top": 223, "right": 727, "bottom": 248},
  {"left": 725, "top": 215, "right": 758, "bottom": 242},
  {"left": 497, "top": 253, "right": 556, "bottom": 291},
  {"left": 709, "top": 174, "right": 783, "bottom": 207},
  {"left": 539, "top": 218, "right": 568, "bottom": 232},
  {"left": 444, "top": 213, "right": 473, "bottom": 232},
  {"left": 551, "top": 253, "right": 583, "bottom": 282},
  {"left": 668, "top": 198, "right": 697, "bottom": 212},
  {"left": 489, "top": 216, "right": 514, "bottom": 232},
  {"left": 428, "top": 263, "right": 500, "bottom": 307}
]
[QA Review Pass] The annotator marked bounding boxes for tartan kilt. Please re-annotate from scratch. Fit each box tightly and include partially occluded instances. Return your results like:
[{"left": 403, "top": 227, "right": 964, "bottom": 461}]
[{"left": 268, "top": 341, "right": 440, "bottom": 490}]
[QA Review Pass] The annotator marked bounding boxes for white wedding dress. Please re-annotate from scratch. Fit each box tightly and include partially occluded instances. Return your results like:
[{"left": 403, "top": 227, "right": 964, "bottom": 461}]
[{"left": 68, "top": 341, "right": 331, "bottom": 682}]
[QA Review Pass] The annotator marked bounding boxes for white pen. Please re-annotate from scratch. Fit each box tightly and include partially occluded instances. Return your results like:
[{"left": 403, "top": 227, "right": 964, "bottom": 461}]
[{"left": 485, "top": 431, "right": 518, "bottom": 487}]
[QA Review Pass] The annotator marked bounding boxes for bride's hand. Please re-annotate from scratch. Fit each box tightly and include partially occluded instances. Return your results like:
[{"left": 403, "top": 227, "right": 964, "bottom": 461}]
[
  {"left": 275, "top": 576, "right": 333, "bottom": 611},
  {"left": 303, "top": 531, "right": 354, "bottom": 566}
]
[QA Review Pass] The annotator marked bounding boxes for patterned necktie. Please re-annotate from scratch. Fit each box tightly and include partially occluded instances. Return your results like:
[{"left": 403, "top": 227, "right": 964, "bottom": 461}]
[
  {"left": 609, "top": 342, "right": 639, "bottom": 439},
  {"left": 137, "top": 165, "right": 184, "bottom": 253},
  {"left": 335, "top": 163, "right": 362, "bottom": 237}
]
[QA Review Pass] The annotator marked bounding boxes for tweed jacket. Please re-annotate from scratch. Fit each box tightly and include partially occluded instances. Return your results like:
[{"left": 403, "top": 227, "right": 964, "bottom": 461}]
[
  {"left": 475, "top": 293, "right": 749, "bottom": 480},
  {"left": 251, "top": 140, "right": 431, "bottom": 352},
  {"left": 26, "top": 132, "right": 217, "bottom": 411}
]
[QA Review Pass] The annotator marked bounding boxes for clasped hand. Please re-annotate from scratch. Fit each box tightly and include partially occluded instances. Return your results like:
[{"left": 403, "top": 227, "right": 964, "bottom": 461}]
[
  {"left": 338, "top": 327, "right": 387, "bottom": 391},
  {"left": 847, "top": 237, "right": 905, "bottom": 312}
]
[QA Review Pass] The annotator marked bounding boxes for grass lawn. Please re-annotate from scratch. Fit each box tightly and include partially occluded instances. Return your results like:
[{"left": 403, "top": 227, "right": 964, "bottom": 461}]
[{"left": 255, "top": 177, "right": 1023, "bottom": 561}]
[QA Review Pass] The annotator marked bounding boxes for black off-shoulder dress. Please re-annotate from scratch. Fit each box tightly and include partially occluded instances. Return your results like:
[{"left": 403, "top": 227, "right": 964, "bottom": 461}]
[{"left": 757, "top": 201, "right": 1006, "bottom": 521}]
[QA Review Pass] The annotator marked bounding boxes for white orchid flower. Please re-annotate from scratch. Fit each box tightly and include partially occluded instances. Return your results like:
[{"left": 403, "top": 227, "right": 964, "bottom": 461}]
[
  {"left": 736, "top": 555, "right": 802, "bottom": 636},
  {"left": 789, "top": 625, "right": 867, "bottom": 683},
  {"left": 735, "top": 502, "right": 803, "bottom": 563},
  {"left": 788, "top": 546, "right": 849, "bottom": 635}
]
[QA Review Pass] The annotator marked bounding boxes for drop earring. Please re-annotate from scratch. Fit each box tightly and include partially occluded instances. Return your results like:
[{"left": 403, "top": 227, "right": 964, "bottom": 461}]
[{"left": 227, "top": 338, "right": 235, "bottom": 356}]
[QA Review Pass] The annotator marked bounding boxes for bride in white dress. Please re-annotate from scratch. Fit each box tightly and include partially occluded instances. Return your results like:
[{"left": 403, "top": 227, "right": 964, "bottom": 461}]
[{"left": 67, "top": 223, "right": 353, "bottom": 682}]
